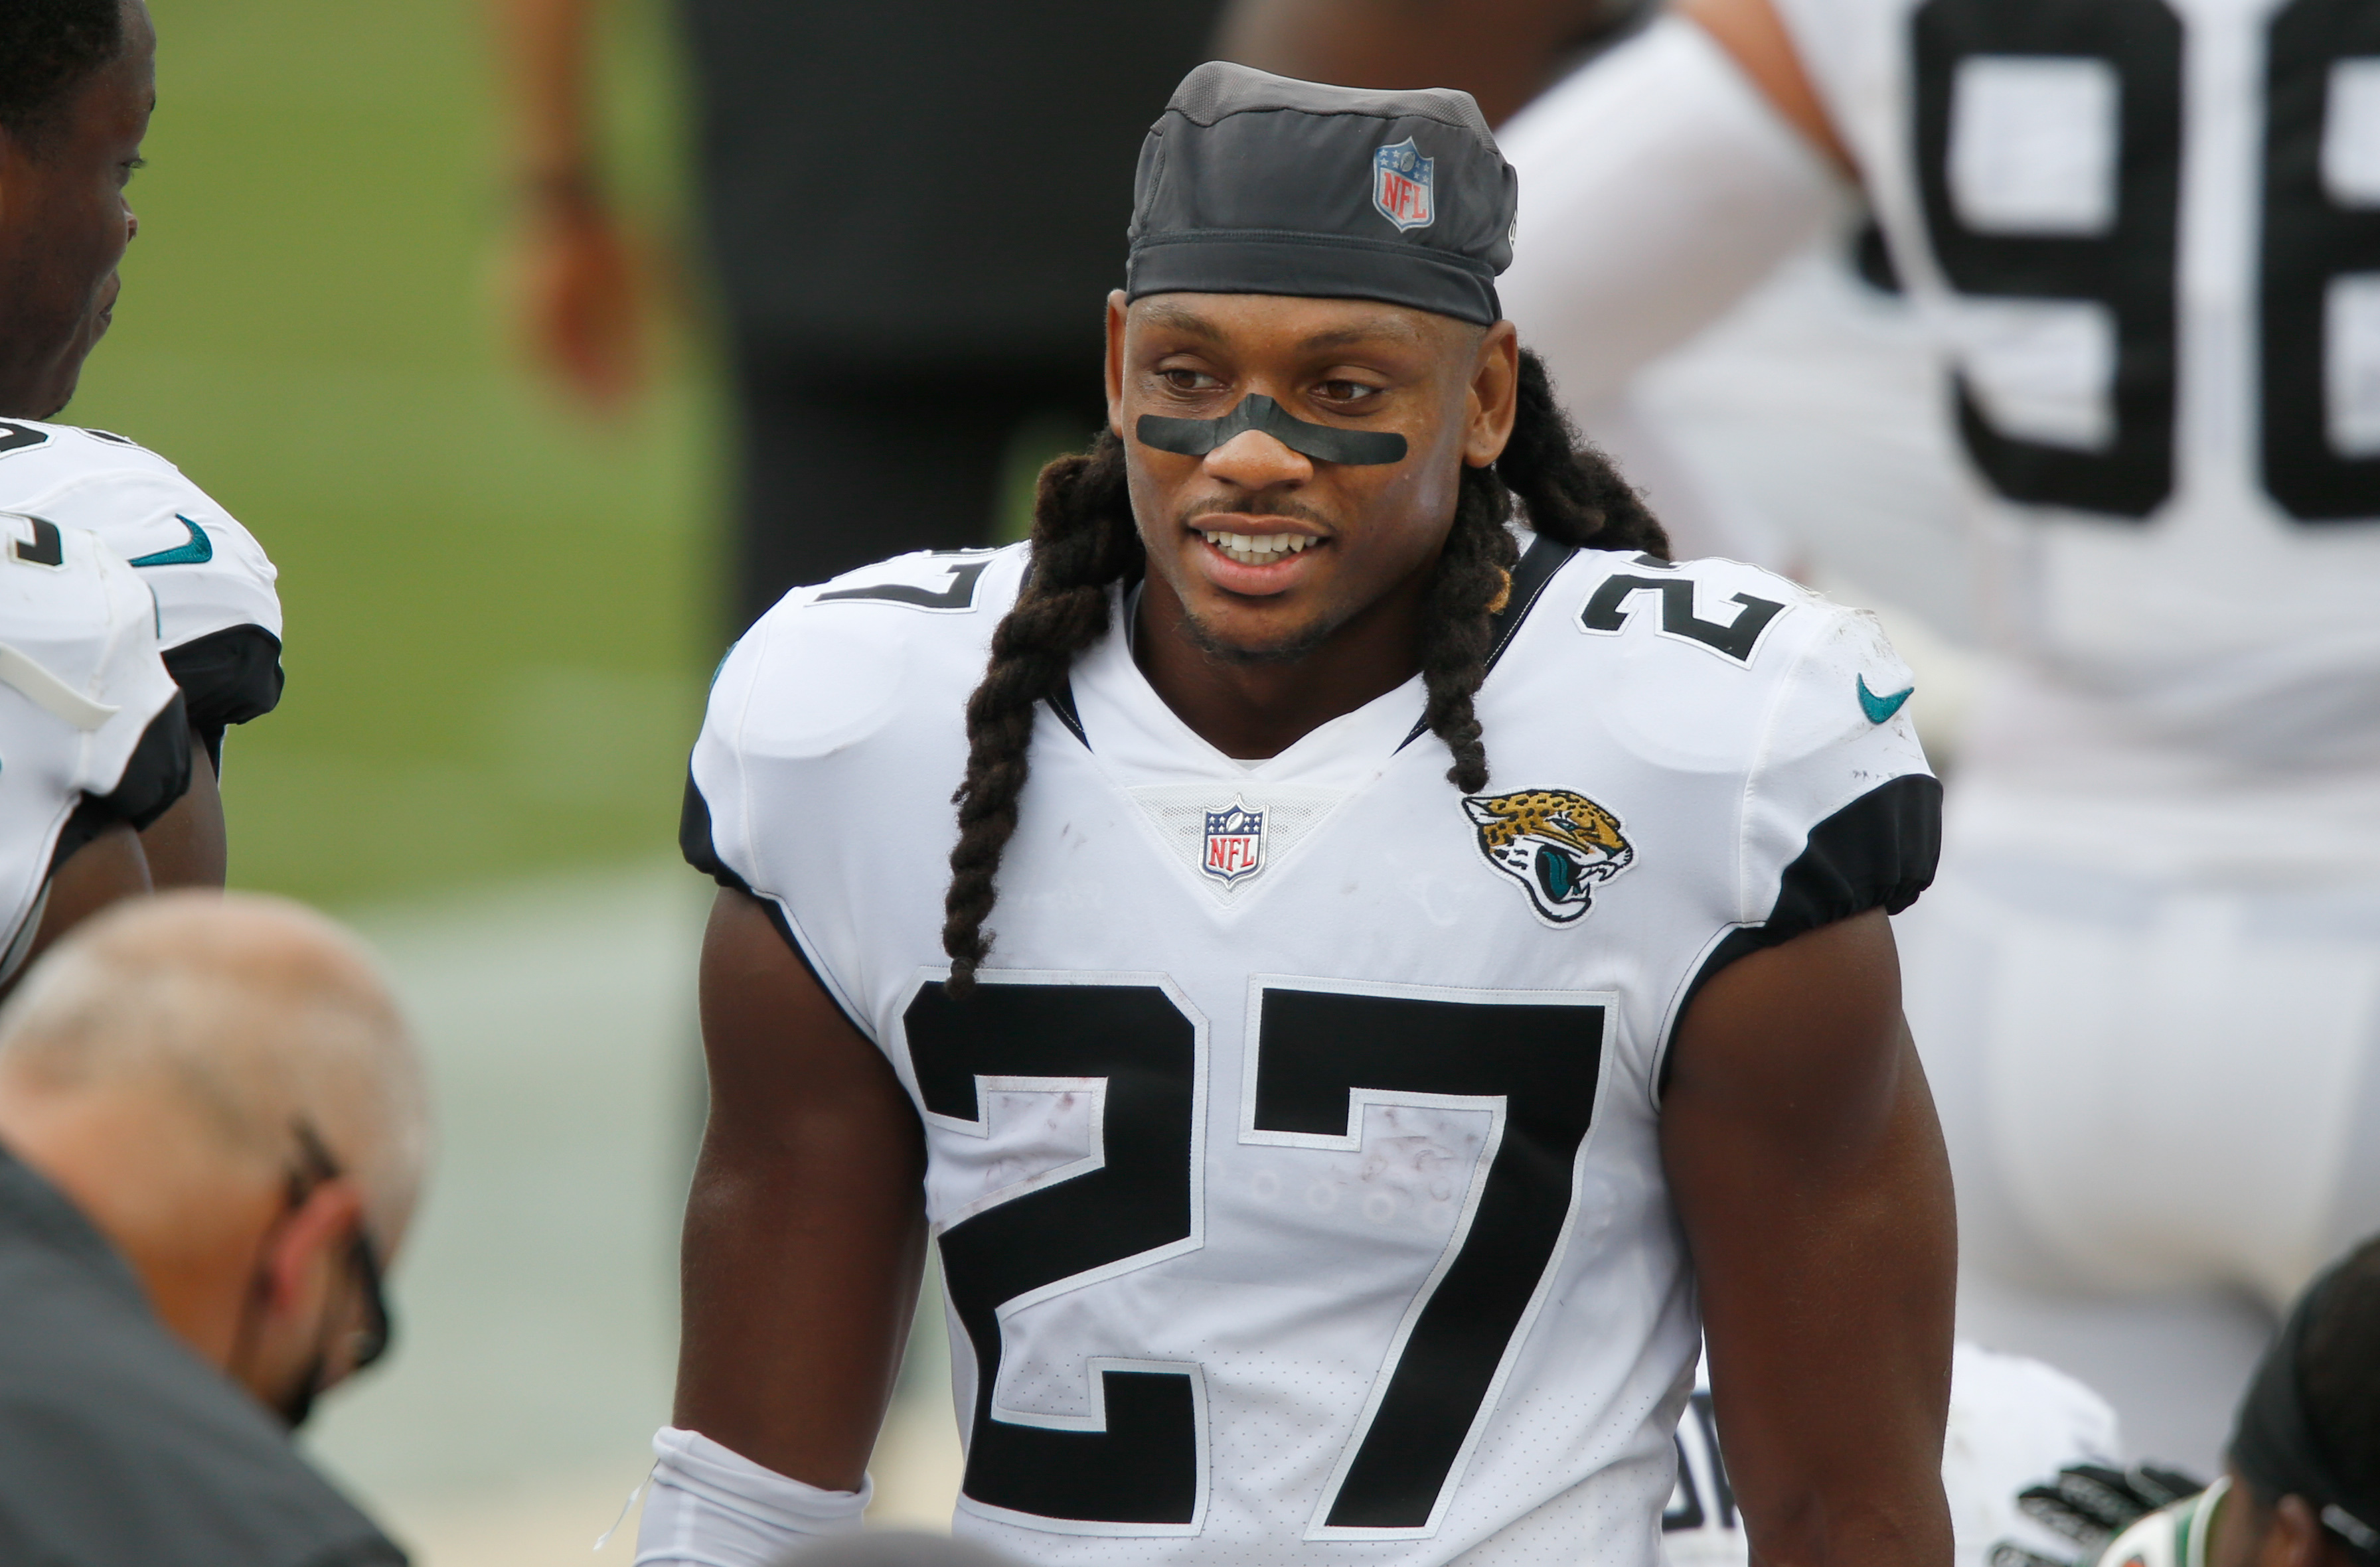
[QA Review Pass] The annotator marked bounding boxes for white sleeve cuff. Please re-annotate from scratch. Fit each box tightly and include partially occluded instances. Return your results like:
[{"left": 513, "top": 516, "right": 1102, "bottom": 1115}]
[{"left": 633, "top": 1426, "right": 871, "bottom": 1567}]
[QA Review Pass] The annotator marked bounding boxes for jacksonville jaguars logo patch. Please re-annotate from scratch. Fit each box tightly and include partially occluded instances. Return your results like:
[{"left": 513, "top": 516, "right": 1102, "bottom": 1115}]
[{"left": 1463, "top": 788, "right": 1634, "bottom": 927}]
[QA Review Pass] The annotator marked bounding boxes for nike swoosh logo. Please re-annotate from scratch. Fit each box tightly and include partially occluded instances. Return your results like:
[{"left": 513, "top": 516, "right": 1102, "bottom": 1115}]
[
  {"left": 128, "top": 514, "right": 212, "bottom": 567},
  {"left": 1858, "top": 675, "right": 1914, "bottom": 724}
]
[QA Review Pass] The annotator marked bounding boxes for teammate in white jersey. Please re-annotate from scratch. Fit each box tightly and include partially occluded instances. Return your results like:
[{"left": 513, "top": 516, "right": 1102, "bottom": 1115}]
[
  {"left": 1221, "top": 0, "right": 2380, "bottom": 1469},
  {"left": 2048, "top": 1235, "right": 2380, "bottom": 1567},
  {"left": 0, "top": 0, "right": 283, "bottom": 890},
  {"left": 1667, "top": 1341, "right": 2124, "bottom": 1567},
  {"left": 0, "top": 510, "right": 190, "bottom": 986},
  {"left": 650, "top": 64, "right": 1956, "bottom": 1567}
]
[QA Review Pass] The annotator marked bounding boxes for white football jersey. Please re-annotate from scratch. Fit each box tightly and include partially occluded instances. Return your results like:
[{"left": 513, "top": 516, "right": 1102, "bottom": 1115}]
[
  {"left": 2093, "top": 1480, "right": 2229, "bottom": 1567},
  {"left": 1771, "top": 0, "right": 2380, "bottom": 770},
  {"left": 1662, "top": 1341, "right": 2121, "bottom": 1567},
  {"left": 0, "top": 514, "right": 188, "bottom": 976},
  {"left": 0, "top": 419, "right": 281, "bottom": 747},
  {"left": 684, "top": 536, "right": 1938, "bottom": 1567}
]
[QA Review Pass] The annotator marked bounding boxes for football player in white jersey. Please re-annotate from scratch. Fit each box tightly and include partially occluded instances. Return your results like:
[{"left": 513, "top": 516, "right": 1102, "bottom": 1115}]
[
  {"left": 1667, "top": 1341, "right": 2126, "bottom": 1567},
  {"left": 2022, "top": 1235, "right": 2379, "bottom": 1567},
  {"left": 1220, "top": 0, "right": 2380, "bottom": 1471},
  {"left": 649, "top": 64, "right": 1956, "bottom": 1567},
  {"left": 0, "top": 0, "right": 283, "bottom": 890},
  {"left": 0, "top": 510, "right": 190, "bottom": 987}
]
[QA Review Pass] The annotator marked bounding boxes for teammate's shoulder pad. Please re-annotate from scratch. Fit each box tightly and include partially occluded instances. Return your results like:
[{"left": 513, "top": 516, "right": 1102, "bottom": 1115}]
[
  {"left": 0, "top": 516, "right": 177, "bottom": 719},
  {"left": 0, "top": 417, "right": 185, "bottom": 482},
  {"left": 0, "top": 417, "right": 280, "bottom": 629}
]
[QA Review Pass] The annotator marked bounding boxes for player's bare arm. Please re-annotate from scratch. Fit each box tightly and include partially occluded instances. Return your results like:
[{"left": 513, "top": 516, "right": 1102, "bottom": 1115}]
[
  {"left": 1673, "top": 0, "right": 1852, "bottom": 169},
  {"left": 676, "top": 887, "right": 929, "bottom": 1489},
  {"left": 1218, "top": 0, "right": 1850, "bottom": 170},
  {"left": 7, "top": 822, "right": 149, "bottom": 996},
  {"left": 1666, "top": 907, "right": 1955, "bottom": 1567},
  {"left": 489, "top": 0, "right": 647, "bottom": 410},
  {"left": 1216, "top": 0, "right": 1639, "bottom": 125},
  {"left": 134, "top": 737, "right": 223, "bottom": 888}
]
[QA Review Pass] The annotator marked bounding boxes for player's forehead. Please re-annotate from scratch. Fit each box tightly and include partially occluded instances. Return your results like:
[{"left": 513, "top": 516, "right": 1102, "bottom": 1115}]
[
  {"left": 56, "top": 3, "right": 157, "bottom": 143},
  {"left": 1126, "top": 293, "right": 1477, "bottom": 362}
]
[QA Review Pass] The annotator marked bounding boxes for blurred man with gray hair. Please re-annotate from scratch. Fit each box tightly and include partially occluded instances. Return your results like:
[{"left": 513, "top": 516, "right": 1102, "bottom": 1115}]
[{"left": 0, "top": 890, "right": 428, "bottom": 1566}]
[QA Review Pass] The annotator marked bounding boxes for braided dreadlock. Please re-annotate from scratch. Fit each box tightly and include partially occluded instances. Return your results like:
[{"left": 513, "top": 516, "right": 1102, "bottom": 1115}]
[{"left": 941, "top": 348, "right": 1668, "bottom": 991}]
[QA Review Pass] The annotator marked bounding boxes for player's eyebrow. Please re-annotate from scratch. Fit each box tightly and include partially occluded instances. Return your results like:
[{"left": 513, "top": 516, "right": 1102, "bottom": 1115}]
[
  {"left": 1137, "top": 302, "right": 1228, "bottom": 341},
  {"left": 1294, "top": 317, "right": 1429, "bottom": 352}
]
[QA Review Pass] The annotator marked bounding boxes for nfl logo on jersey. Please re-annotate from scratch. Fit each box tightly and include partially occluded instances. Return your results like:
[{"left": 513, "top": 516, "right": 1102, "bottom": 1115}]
[
  {"left": 1372, "top": 138, "right": 1434, "bottom": 232},
  {"left": 1202, "top": 797, "right": 1267, "bottom": 885}
]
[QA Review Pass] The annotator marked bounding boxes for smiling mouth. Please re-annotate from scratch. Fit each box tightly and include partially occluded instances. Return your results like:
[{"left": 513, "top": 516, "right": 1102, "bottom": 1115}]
[{"left": 1196, "top": 528, "right": 1320, "bottom": 567}]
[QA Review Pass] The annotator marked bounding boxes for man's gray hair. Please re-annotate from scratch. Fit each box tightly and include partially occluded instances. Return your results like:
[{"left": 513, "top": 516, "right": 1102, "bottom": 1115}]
[{"left": 0, "top": 891, "right": 429, "bottom": 1239}]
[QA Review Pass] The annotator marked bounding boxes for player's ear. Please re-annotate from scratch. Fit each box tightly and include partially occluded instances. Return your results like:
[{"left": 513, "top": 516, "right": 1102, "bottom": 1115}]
[
  {"left": 1464, "top": 319, "right": 1520, "bottom": 469},
  {"left": 1105, "top": 289, "right": 1131, "bottom": 440},
  {"left": 2261, "top": 1495, "right": 2332, "bottom": 1567}
]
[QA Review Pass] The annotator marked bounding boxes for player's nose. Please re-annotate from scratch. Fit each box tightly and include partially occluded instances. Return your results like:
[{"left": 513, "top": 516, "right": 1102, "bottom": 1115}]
[{"left": 1204, "top": 426, "right": 1312, "bottom": 489}]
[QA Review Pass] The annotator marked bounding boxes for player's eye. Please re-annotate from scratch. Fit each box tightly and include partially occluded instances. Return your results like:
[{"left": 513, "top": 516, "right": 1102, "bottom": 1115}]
[
  {"left": 1158, "top": 367, "right": 1221, "bottom": 393},
  {"left": 1316, "top": 379, "right": 1381, "bottom": 406},
  {"left": 118, "top": 157, "right": 145, "bottom": 187}
]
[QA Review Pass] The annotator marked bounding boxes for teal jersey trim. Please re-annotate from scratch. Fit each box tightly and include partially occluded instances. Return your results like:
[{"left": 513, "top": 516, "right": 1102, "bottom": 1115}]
[
  {"left": 128, "top": 515, "right": 213, "bottom": 568},
  {"left": 1858, "top": 675, "right": 1914, "bottom": 724}
]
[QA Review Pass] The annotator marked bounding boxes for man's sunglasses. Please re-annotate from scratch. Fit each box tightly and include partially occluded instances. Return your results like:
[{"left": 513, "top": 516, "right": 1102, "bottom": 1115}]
[{"left": 288, "top": 1118, "right": 394, "bottom": 1372}]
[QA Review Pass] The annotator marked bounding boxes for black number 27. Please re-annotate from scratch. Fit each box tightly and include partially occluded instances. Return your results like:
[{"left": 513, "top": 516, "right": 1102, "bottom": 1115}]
[
  {"left": 902, "top": 976, "right": 1606, "bottom": 1534},
  {"left": 1912, "top": 0, "right": 2380, "bottom": 521}
]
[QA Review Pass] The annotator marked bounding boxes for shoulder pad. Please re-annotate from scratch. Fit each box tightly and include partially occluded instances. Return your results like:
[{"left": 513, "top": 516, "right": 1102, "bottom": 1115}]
[
  {"left": 1572, "top": 550, "right": 1819, "bottom": 669},
  {"left": 0, "top": 515, "right": 185, "bottom": 794},
  {"left": 0, "top": 419, "right": 281, "bottom": 658},
  {"left": 720, "top": 545, "right": 1026, "bottom": 762}
]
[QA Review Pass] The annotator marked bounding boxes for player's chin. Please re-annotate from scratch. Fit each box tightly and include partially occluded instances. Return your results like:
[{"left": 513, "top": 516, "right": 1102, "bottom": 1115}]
[{"left": 1178, "top": 597, "right": 1339, "bottom": 666}]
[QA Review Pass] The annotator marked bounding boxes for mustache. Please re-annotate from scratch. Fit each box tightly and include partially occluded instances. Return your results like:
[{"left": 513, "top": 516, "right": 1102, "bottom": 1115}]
[{"left": 1176, "top": 494, "right": 1333, "bottom": 530}]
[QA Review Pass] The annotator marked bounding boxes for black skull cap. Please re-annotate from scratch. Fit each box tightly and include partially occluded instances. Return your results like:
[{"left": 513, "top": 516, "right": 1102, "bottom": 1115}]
[{"left": 1125, "top": 62, "right": 1518, "bottom": 327}]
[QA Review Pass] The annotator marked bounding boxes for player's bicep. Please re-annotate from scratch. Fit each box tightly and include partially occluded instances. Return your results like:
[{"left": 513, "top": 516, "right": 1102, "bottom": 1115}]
[
  {"left": 9, "top": 823, "right": 152, "bottom": 996},
  {"left": 679, "top": 887, "right": 928, "bottom": 1490},
  {"left": 1662, "top": 909, "right": 1954, "bottom": 1564},
  {"left": 133, "top": 728, "right": 226, "bottom": 890}
]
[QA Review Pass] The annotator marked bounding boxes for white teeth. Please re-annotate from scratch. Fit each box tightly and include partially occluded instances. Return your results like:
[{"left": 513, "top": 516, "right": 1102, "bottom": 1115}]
[{"left": 1198, "top": 529, "right": 1316, "bottom": 565}]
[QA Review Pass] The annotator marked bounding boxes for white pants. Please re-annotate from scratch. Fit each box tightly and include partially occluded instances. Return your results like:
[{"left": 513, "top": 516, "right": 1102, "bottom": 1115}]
[{"left": 1895, "top": 788, "right": 2380, "bottom": 1473}]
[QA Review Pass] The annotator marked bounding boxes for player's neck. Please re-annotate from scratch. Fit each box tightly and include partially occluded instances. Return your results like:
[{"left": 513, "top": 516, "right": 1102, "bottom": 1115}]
[{"left": 1132, "top": 571, "right": 1429, "bottom": 761}]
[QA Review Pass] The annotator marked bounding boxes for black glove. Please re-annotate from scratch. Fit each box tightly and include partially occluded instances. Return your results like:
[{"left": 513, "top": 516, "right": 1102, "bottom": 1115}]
[{"left": 1988, "top": 1462, "right": 2209, "bottom": 1567}]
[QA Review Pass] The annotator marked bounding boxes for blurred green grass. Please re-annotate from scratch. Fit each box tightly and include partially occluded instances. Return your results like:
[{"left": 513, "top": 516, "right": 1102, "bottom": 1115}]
[{"left": 69, "top": 0, "right": 718, "bottom": 907}]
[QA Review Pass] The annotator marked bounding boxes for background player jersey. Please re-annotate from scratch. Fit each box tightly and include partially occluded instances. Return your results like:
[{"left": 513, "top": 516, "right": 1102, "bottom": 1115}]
[
  {"left": 1772, "top": 0, "right": 2380, "bottom": 777},
  {"left": 0, "top": 515, "right": 189, "bottom": 978},
  {"left": 1664, "top": 1341, "right": 2120, "bottom": 1567},
  {"left": 2092, "top": 1480, "right": 2228, "bottom": 1567},
  {"left": 684, "top": 536, "right": 1939, "bottom": 1567},
  {"left": 0, "top": 419, "right": 282, "bottom": 753}
]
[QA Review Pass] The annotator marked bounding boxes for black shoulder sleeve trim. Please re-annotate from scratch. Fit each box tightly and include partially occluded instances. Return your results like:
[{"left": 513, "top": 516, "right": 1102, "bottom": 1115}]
[
  {"left": 161, "top": 625, "right": 284, "bottom": 735},
  {"left": 680, "top": 767, "right": 874, "bottom": 1040},
  {"left": 1661, "top": 773, "right": 1943, "bottom": 1091},
  {"left": 1399, "top": 534, "right": 1579, "bottom": 751},
  {"left": 680, "top": 768, "right": 746, "bottom": 891},
  {"left": 48, "top": 693, "right": 195, "bottom": 879}
]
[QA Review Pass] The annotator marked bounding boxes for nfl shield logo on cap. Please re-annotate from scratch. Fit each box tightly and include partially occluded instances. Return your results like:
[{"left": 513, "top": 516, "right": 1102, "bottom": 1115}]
[
  {"left": 1202, "top": 797, "right": 1267, "bottom": 885},
  {"left": 1372, "top": 138, "right": 1435, "bottom": 232}
]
